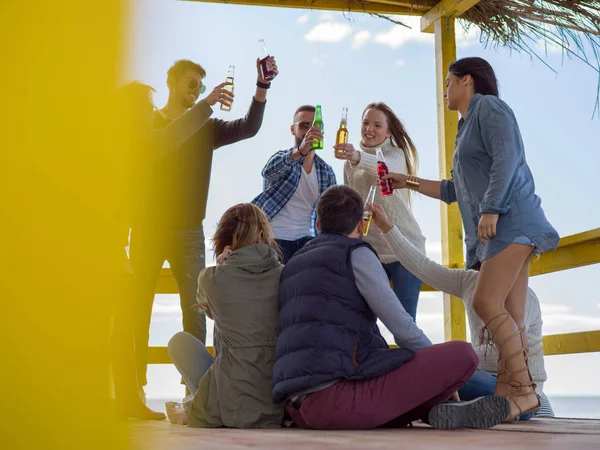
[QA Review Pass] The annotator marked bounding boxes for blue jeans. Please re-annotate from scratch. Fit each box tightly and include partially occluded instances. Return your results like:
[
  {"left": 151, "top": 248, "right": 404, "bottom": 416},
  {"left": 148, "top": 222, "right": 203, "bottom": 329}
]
[
  {"left": 276, "top": 236, "right": 313, "bottom": 264},
  {"left": 458, "top": 369, "right": 534, "bottom": 421},
  {"left": 130, "top": 228, "right": 207, "bottom": 386},
  {"left": 168, "top": 332, "right": 214, "bottom": 395},
  {"left": 382, "top": 261, "right": 422, "bottom": 321}
]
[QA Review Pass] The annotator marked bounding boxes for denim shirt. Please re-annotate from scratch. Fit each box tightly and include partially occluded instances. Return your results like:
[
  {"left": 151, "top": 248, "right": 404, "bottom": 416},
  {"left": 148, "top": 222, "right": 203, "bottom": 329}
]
[{"left": 440, "top": 94, "right": 559, "bottom": 268}]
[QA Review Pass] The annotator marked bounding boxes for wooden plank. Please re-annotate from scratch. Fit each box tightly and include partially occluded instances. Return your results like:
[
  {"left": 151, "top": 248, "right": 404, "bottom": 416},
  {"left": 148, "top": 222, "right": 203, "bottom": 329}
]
[
  {"left": 531, "top": 229, "right": 600, "bottom": 276},
  {"left": 421, "top": 0, "right": 481, "bottom": 33},
  {"left": 363, "top": 0, "right": 430, "bottom": 10},
  {"left": 130, "top": 419, "right": 600, "bottom": 450},
  {"left": 183, "top": 0, "right": 421, "bottom": 15},
  {"left": 157, "top": 266, "right": 438, "bottom": 294},
  {"left": 434, "top": 17, "right": 466, "bottom": 342},
  {"left": 148, "top": 330, "right": 600, "bottom": 364},
  {"left": 557, "top": 228, "right": 600, "bottom": 248},
  {"left": 155, "top": 227, "right": 600, "bottom": 294},
  {"left": 543, "top": 330, "right": 600, "bottom": 356}
]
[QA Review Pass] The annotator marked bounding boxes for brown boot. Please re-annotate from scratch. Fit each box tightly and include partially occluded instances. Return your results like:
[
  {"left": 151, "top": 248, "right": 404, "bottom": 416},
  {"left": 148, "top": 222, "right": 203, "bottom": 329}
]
[{"left": 482, "top": 312, "right": 540, "bottom": 422}]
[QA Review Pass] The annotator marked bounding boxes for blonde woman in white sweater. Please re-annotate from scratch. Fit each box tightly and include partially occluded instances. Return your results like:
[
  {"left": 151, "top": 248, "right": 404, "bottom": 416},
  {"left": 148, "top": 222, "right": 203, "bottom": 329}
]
[
  {"left": 334, "top": 103, "right": 426, "bottom": 321},
  {"left": 368, "top": 202, "right": 554, "bottom": 420}
]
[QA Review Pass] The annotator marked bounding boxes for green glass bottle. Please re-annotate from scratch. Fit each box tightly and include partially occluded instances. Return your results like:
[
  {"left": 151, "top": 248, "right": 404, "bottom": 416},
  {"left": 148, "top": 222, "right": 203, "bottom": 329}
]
[{"left": 312, "top": 104, "right": 324, "bottom": 150}]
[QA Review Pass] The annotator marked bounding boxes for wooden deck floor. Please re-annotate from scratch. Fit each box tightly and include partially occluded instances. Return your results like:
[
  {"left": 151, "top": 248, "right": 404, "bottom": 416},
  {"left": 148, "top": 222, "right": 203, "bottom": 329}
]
[{"left": 130, "top": 418, "right": 600, "bottom": 449}]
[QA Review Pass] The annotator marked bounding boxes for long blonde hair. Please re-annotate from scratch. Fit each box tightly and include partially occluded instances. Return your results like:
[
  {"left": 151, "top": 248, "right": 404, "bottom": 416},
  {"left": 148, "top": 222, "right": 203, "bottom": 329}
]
[
  {"left": 212, "top": 203, "right": 280, "bottom": 258},
  {"left": 363, "top": 102, "right": 418, "bottom": 177}
]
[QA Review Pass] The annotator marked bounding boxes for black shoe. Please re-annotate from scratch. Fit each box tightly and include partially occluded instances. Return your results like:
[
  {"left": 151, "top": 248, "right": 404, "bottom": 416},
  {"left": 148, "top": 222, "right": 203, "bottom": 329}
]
[{"left": 428, "top": 396, "right": 510, "bottom": 430}]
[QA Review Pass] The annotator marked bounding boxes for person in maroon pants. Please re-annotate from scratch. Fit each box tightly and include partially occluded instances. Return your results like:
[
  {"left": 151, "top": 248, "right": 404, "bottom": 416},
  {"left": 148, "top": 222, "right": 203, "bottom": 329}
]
[{"left": 273, "top": 185, "right": 510, "bottom": 430}]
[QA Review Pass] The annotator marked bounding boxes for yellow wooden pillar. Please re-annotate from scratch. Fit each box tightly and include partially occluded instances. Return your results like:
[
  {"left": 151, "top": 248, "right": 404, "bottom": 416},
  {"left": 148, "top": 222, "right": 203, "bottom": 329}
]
[
  {"left": 1, "top": 1, "right": 130, "bottom": 449},
  {"left": 434, "top": 17, "right": 467, "bottom": 341}
]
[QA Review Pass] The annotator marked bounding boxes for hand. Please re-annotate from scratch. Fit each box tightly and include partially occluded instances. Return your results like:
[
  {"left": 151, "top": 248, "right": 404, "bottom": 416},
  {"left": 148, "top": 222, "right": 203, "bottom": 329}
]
[
  {"left": 381, "top": 172, "right": 408, "bottom": 189},
  {"left": 216, "top": 245, "right": 233, "bottom": 265},
  {"left": 477, "top": 213, "right": 499, "bottom": 245},
  {"left": 204, "top": 82, "right": 234, "bottom": 107},
  {"left": 333, "top": 143, "right": 360, "bottom": 164},
  {"left": 299, "top": 127, "right": 323, "bottom": 155},
  {"left": 450, "top": 392, "right": 460, "bottom": 402},
  {"left": 256, "top": 56, "right": 279, "bottom": 84},
  {"left": 368, "top": 203, "right": 393, "bottom": 233}
]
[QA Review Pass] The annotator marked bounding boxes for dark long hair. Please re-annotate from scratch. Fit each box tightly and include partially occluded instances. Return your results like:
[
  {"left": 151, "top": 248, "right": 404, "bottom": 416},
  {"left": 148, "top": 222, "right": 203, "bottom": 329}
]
[{"left": 448, "top": 57, "right": 499, "bottom": 97}]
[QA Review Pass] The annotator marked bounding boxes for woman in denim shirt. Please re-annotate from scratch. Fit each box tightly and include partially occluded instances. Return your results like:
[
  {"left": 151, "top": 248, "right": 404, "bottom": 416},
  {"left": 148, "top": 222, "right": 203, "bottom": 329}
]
[{"left": 383, "top": 57, "right": 559, "bottom": 422}]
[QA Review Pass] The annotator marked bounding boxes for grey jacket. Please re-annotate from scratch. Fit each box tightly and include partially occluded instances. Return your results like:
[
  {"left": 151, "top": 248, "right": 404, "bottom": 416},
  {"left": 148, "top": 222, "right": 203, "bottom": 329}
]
[
  {"left": 441, "top": 94, "right": 559, "bottom": 268},
  {"left": 187, "top": 244, "right": 284, "bottom": 428}
]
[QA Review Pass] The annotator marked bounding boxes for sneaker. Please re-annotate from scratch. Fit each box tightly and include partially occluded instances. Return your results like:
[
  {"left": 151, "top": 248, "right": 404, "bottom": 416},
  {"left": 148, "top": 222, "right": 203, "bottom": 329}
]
[{"left": 428, "top": 396, "right": 510, "bottom": 430}]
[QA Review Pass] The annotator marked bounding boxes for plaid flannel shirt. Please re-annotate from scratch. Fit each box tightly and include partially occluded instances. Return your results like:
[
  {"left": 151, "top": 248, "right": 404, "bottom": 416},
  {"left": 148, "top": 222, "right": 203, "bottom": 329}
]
[{"left": 252, "top": 148, "right": 337, "bottom": 236}]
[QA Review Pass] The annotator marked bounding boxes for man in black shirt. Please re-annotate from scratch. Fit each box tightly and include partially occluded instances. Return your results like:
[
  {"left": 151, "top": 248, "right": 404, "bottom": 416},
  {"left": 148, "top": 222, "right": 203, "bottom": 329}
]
[{"left": 130, "top": 57, "right": 278, "bottom": 391}]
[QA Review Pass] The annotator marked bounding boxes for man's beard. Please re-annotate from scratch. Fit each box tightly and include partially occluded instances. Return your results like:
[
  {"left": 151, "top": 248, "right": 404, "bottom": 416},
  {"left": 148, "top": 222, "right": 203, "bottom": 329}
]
[
  {"left": 180, "top": 96, "right": 196, "bottom": 109},
  {"left": 295, "top": 134, "right": 304, "bottom": 147}
]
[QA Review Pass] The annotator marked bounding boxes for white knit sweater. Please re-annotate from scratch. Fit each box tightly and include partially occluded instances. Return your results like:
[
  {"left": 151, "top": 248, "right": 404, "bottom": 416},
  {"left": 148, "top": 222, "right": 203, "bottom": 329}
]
[
  {"left": 344, "top": 138, "right": 426, "bottom": 262},
  {"left": 382, "top": 226, "right": 547, "bottom": 395}
]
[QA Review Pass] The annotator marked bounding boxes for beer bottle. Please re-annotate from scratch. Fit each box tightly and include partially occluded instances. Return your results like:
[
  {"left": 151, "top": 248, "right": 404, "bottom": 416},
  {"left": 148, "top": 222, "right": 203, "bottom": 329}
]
[
  {"left": 363, "top": 185, "right": 377, "bottom": 236},
  {"left": 220, "top": 65, "right": 234, "bottom": 112},
  {"left": 312, "top": 104, "right": 324, "bottom": 150},
  {"left": 335, "top": 107, "right": 348, "bottom": 154}
]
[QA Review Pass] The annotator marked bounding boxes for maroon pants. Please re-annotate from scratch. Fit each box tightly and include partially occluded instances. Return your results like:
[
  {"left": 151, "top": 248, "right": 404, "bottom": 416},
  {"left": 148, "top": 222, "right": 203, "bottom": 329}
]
[{"left": 285, "top": 341, "right": 478, "bottom": 430}]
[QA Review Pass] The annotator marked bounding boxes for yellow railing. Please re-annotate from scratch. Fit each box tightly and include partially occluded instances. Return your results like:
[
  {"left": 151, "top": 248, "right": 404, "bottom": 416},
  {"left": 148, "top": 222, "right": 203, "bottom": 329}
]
[{"left": 148, "top": 227, "right": 600, "bottom": 364}]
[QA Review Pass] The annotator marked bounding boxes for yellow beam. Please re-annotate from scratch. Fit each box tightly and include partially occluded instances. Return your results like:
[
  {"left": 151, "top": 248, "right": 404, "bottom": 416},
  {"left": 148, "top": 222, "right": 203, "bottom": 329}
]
[
  {"left": 157, "top": 268, "right": 178, "bottom": 294},
  {"left": 531, "top": 228, "right": 600, "bottom": 276},
  {"left": 365, "top": 0, "right": 429, "bottom": 11},
  {"left": 156, "top": 266, "right": 438, "bottom": 294},
  {"left": 155, "top": 227, "right": 600, "bottom": 294},
  {"left": 542, "top": 331, "right": 600, "bottom": 356},
  {"left": 148, "top": 329, "right": 600, "bottom": 363},
  {"left": 184, "top": 0, "right": 422, "bottom": 15},
  {"left": 148, "top": 345, "right": 214, "bottom": 364},
  {"left": 421, "top": 0, "right": 481, "bottom": 33},
  {"left": 434, "top": 17, "right": 467, "bottom": 342}
]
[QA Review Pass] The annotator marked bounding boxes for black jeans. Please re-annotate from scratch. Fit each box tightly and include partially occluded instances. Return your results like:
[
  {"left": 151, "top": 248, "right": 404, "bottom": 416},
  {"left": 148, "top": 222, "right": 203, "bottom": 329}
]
[
  {"left": 276, "top": 236, "right": 313, "bottom": 264},
  {"left": 129, "top": 227, "right": 206, "bottom": 386}
]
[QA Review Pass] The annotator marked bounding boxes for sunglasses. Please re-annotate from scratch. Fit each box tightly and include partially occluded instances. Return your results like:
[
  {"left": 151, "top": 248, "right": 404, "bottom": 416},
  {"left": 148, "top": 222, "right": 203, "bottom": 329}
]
[
  {"left": 187, "top": 79, "right": 207, "bottom": 94},
  {"left": 294, "top": 121, "right": 312, "bottom": 129}
]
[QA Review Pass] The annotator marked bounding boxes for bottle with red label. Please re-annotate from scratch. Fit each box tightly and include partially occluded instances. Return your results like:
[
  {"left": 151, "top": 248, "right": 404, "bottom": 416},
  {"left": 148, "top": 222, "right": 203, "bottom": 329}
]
[
  {"left": 376, "top": 148, "right": 394, "bottom": 196},
  {"left": 258, "top": 39, "right": 276, "bottom": 82}
]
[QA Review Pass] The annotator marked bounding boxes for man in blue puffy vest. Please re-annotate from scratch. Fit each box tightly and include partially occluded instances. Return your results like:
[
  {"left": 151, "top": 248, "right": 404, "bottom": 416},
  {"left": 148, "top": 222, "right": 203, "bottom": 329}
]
[{"left": 273, "top": 185, "right": 510, "bottom": 430}]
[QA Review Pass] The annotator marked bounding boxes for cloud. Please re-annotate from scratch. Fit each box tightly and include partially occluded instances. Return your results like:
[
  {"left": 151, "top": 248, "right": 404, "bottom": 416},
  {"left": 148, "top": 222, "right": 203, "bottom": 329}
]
[
  {"left": 373, "top": 16, "right": 433, "bottom": 49},
  {"left": 540, "top": 302, "right": 600, "bottom": 334},
  {"left": 305, "top": 22, "right": 352, "bottom": 43},
  {"left": 352, "top": 30, "right": 371, "bottom": 49},
  {"left": 319, "top": 12, "right": 335, "bottom": 22},
  {"left": 373, "top": 15, "right": 480, "bottom": 50},
  {"left": 297, "top": 14, "right": 309, "bottom": 24},
  {"left": 395, "top": 59, "right": 406, "bottom": 67}
]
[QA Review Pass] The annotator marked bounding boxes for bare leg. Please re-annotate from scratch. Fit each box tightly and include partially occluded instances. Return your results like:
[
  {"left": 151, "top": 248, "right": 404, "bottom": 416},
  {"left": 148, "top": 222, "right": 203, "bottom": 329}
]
[
  {"left": 504, "top": 254, "right": 533, "bottom": 387},
  {"left": 472, "top": 244, "right": 539, "bottom": 421}
]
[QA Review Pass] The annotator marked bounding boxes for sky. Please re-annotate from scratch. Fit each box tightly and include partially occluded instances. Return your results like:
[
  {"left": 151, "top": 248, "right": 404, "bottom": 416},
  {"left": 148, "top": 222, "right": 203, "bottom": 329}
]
[{"left": 126, "top": 0, "right": 600, "bottom": 400}]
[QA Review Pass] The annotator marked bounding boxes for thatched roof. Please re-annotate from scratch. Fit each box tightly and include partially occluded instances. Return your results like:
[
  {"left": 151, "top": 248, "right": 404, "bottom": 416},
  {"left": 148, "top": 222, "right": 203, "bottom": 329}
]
[
  {"left": 373, "top": 0, "right": 600, "bottom": 114},
  {"left": 382, "top": 1, "right": 600, "bottom": 61}
]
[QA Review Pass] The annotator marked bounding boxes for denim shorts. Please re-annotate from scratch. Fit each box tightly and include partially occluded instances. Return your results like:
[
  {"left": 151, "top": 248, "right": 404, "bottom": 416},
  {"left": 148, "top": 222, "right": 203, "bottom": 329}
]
[{"left": 512, "top": 236, "right": 541, "bottom": 256}]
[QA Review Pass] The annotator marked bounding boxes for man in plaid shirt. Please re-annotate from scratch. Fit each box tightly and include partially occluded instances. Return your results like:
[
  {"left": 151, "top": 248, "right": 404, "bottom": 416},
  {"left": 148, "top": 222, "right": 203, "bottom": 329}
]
[{"left": 252, "top": 105, "right": 337, "bottom": 263}]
